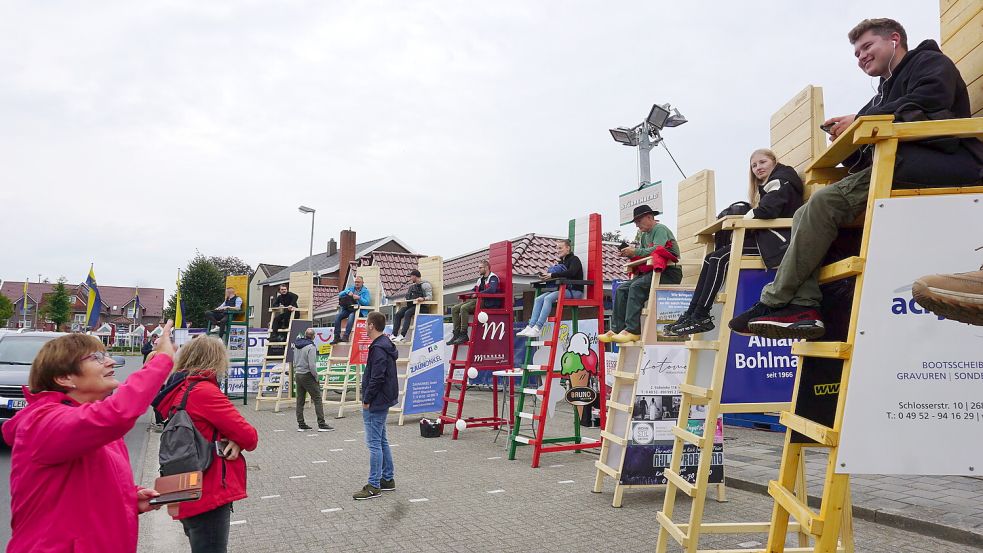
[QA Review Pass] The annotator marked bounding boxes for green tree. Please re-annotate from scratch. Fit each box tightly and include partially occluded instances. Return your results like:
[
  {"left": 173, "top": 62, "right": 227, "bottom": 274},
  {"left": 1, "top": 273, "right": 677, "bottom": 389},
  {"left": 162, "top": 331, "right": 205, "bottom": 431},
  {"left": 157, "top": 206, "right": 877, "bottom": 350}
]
[
  {"left": 208, "top": 255, "right": 253, "bottom": 278},
  {"left": 40, "top": 278, "right": 73, "bottom": 331},
  {"left": 0, "top": 295, "right": 13, "bottom": 327},
  {"left": 162, "top": 255, "right": 225, "bottom": 327},
  {"left": 601, "top": 230, "right": 624, "bottom": 243}
]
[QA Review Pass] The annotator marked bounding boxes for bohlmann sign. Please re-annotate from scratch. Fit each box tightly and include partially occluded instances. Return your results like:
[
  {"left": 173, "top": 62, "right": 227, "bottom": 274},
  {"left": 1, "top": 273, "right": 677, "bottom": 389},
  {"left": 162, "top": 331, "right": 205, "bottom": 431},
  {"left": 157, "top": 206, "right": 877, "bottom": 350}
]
[{"left": 619, "top": 181, "right": 663, "bottom": 226}]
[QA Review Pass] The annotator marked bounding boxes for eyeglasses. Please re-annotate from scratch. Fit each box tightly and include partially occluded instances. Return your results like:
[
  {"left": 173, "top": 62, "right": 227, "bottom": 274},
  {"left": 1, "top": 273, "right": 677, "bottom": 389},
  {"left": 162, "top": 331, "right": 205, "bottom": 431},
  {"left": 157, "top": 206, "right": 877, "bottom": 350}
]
[{"left": 80, "top": 351, "right": 112, "bottom": 364}]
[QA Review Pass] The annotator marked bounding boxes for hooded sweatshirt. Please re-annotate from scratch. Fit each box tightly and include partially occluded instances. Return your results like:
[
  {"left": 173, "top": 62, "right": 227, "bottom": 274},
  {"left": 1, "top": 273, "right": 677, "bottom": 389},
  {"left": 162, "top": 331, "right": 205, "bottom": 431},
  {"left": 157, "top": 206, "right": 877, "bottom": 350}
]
[
  {"left": 361, "top": 335, "right": 399, "bottom": 411},
  {"left": 845, "top": 39, "right": 982, "bottom": 187},
  {"left": 292, "top": 337, "right": 317, "bottom": 375},
  {"left": 2, "top": 353, "right": 174, "bottom": 553}
]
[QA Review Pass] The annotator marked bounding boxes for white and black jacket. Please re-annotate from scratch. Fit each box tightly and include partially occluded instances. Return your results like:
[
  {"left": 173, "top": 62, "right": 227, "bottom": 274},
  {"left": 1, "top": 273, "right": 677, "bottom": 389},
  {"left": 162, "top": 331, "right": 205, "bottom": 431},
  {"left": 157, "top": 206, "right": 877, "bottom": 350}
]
[{"left": 743, "top": 163, "right": 804, "bottom": 268}]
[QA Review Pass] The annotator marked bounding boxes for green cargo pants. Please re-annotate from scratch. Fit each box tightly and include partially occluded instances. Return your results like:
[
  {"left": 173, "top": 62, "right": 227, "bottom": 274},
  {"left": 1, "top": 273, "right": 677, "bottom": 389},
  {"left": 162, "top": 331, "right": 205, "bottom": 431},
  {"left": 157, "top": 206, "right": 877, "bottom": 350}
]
[
  {"left": 612, "top": 268, "right": 682, "bottom": 334},
  {"left": 760, "top": 167, "right": 872, "bottom": 308},
  {"left": 451, "top": 299, "right": 477, "bottom": 333}
]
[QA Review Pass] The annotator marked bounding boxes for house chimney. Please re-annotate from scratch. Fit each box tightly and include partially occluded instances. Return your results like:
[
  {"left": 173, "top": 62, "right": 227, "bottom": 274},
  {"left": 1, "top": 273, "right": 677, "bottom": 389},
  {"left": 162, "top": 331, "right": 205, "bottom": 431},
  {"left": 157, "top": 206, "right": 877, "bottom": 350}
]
[
  {"left": 326, "top": 238, "right": 338, "bottom": 257},
  {"left": 338, "top": 229, "right": 356, "bottom": 286}
]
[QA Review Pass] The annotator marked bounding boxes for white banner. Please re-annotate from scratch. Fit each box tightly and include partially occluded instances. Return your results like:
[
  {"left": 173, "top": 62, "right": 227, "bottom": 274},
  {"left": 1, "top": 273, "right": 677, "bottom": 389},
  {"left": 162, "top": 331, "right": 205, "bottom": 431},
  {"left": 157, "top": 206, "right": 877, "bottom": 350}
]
[
  {"left": 837, "top": 194, "right": 983, "bottom": 475},
  {"left": 619, "top": 181, "right": 663, "bottom": 226}
]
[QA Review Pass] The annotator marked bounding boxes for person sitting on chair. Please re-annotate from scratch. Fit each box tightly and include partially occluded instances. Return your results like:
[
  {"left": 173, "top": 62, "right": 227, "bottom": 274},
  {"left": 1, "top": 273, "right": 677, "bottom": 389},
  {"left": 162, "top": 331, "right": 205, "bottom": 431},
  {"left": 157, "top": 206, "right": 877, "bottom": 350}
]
[
  {"left": 666, "top": 149, "right": 803, "bottom": 337},
  {"left": 599, "top": 205, "right": 682, "bottom": 344},
  {"left": 332, "top": 276, "right": 370, "bottom": 344},
  {"left": 446, "top": 260, "right": 500, "bottom": 346},
  {"left": 204, "top": 287, "right": 242, "bottom": 338},
  {"left": 731, "top": 18, "right": 983, "bottom": 340},
  {"left": 518, "top": 239, "right": 584, "bottom": 338},
  {"left": 270, "top": 284, "right": 299, "bottom": 336},
  {"left": 391, "top": 270, "right": 433, "bottom": 344}
]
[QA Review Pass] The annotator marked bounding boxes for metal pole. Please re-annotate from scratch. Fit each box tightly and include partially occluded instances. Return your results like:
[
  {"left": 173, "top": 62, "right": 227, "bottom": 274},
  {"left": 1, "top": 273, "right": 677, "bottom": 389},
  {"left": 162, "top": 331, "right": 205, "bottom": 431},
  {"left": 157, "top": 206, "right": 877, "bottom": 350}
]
[
  {"left": 637, "top": 122, "right": 654, "bottom": 189},
  {"left": 308, "top": 211, "right": 315, "bottom": 278}
]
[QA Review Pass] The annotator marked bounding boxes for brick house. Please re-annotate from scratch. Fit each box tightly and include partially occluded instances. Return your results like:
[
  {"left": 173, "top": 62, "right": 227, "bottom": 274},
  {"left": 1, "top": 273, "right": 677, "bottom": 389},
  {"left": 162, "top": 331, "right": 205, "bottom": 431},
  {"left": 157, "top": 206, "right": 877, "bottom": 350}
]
[{"left": 0, "top": 281, "right": 164, "bottom": 333}]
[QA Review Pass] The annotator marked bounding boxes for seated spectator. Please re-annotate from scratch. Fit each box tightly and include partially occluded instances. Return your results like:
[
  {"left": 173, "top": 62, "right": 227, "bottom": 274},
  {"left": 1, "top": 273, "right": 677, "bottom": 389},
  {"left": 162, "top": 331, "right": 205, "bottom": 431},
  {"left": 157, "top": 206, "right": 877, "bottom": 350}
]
[
  {"left": 332, "top": 276, "right": 370, "bottom": 344},
  {"left": 599, "top": 205, "right": 681, "bottom": 344},
  {"left": 270, "top": 284, "right": 299, "bottom": 335},
  {"left": 391, "top": 269, "right": 433, "bottom": 343},
  {"left": 518, "top": 239, "right": 584, "bottom": 338},
  {"left": 731, "top": 18, "right": 983, "bottom": 340},
  {"left": 204, "top": 287, "right": 242, "bottom": 338},
  {"left": 666, "top": 149, "right": 803, "bottom": 337},
  {"left": 446, "top": 260, "right": 500, "bottom": 345}
]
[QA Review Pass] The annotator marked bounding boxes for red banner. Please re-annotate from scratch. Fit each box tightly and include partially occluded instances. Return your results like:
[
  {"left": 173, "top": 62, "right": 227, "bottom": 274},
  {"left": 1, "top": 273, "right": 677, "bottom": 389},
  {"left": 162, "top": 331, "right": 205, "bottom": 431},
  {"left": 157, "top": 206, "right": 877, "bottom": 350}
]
[
  {"left": 468, "top": 311, "right": 512, "bottom": 368},
  {"left": 348, "top": 319, "right": 372, "bottom": 365}
]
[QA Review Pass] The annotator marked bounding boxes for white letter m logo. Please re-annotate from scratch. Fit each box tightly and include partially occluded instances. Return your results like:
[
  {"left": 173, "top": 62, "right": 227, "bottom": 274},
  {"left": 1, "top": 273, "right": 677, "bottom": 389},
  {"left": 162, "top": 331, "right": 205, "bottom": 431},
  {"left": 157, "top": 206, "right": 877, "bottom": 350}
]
[{"left": 481, "top": 320, "right": 505, "bottom": 341}]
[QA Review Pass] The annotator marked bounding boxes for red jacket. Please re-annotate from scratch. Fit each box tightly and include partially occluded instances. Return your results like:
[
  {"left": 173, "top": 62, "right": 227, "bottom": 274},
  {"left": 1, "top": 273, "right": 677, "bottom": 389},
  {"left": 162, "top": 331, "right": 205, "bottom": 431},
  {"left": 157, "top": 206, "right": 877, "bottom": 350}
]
[
  {"left": 154, "top": 372, "right": 258, "bottom": 520},
  {"left": 2, "top": 353, "right": 174, "bottom": 553}
]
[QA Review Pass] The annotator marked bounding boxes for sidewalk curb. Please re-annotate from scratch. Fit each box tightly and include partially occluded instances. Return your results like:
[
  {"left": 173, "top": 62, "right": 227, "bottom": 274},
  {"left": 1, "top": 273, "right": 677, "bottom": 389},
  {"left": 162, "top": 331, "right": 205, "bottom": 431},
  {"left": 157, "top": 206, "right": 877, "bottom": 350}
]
[{"left": 725, "top": 476, "right": 983, "bottom": 548}]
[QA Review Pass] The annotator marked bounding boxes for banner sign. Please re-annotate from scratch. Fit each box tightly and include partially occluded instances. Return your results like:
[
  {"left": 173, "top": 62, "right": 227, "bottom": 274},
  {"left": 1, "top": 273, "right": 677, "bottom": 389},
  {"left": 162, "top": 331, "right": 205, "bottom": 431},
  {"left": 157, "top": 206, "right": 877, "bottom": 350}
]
[
  {"left": 721, "top": 270, "right": 799, "bottom": 404},
  {"left": 619, "top": 181, "right": 663, "bottom": 226},
  {"left": 226, "top": 328, "right": 273, "bottom": 395},
  {"left": 837, "top": 194, "right": 983, "bottom": 475},
  {"left": 348, "top": 319, "right": 371, "bottom": 365},
  {"left": 656, "top": 289, "right": 693, "bottom": 342},
  {"left": 469, "top": 311, "right": 512, "bottom": 369},
  {"left": 620, "top": 344, "right": 724, "bottom": 485},
  {"left": 403, "top": 314, "right": 447, "bottom": 415},
  {"left": 532, "top": 319, "right": 600, "bottom": 419}
]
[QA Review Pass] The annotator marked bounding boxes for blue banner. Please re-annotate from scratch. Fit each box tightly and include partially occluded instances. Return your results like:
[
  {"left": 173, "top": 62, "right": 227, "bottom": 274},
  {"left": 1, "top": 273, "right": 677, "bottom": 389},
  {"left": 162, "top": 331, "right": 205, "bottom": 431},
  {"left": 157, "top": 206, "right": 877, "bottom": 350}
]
[
  {"left": 721, "top": 270, "right": 799, "bottom": 404},
  {"left": 403, "top": 314, "right": 447, "bottom": 415}
]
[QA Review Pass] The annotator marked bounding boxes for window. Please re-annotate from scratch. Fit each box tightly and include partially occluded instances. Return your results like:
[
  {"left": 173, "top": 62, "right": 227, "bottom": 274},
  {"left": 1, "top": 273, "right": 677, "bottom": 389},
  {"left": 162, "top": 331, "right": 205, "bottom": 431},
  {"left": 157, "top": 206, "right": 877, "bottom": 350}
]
[
  {"left": 74, "top": 313, "right": 86, "bottom": 324},
  {"left": 126, "top": 305, "right": 140, "bottom": 319}
]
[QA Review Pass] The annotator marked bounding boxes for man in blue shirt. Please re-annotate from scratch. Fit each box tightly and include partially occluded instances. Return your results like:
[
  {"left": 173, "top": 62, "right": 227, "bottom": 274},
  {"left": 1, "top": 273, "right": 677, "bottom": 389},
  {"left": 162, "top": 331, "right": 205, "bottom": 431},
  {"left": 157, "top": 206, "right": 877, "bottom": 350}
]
[{"left": 332, "top": 276, "right": 371, "bottom": 344}]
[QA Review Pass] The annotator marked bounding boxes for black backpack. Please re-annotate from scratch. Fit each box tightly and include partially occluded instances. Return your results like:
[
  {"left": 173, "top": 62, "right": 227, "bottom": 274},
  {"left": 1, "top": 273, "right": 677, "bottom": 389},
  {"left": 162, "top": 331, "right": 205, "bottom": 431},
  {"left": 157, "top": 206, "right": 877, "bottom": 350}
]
[
  {"left": 159, "top": 381, "right": 214, "bottom": 476},
  {"left": 713, "top": 201, "right": 753, "bottom": 251}
]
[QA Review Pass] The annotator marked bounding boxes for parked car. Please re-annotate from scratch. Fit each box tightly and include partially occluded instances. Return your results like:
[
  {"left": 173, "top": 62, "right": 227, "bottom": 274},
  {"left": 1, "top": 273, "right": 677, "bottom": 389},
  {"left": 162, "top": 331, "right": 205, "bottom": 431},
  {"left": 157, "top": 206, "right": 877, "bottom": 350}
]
[{"left": 0, "top": 332, "right": 66, "bottom": 425}]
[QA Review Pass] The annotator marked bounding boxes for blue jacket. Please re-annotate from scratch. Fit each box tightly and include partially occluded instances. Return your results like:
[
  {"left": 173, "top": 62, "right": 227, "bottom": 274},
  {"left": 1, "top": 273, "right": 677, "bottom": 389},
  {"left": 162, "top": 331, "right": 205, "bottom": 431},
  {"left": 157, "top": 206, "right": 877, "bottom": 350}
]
[
  {"left": 339, "top": 285, "right": 371, "bottom": 314},
  {"left": 361, "top": 335, "right": 399, "bottom": 412},
  {"left": 472, "top": 272, "right": 502, "bottom": 309}
]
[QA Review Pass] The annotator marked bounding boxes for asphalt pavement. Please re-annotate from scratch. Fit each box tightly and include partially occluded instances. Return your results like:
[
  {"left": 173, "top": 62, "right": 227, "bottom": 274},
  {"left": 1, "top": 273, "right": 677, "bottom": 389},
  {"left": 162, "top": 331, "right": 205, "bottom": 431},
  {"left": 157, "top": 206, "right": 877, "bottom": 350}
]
[{"left": 0, "top": 355, "right": 152, "bottom": 549}]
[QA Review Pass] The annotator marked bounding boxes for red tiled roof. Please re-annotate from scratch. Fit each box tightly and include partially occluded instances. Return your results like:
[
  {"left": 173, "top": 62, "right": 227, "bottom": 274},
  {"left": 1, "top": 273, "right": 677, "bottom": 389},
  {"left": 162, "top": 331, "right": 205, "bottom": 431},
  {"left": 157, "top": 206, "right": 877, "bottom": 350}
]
[
  {"left": 313, "top": 252, "right": 424, "bottom": 315},
  {"left": 0, "top": 282, "right": 59, "bottom": 305},
  {"left": 98, "top": 286, "right": 165, "bottom": 318},
  {"left": 312, "top": 284, "right": 338, "bottom": 309},
  {"left": 443, "top": 235, "right": 627, "bottom": 288}
]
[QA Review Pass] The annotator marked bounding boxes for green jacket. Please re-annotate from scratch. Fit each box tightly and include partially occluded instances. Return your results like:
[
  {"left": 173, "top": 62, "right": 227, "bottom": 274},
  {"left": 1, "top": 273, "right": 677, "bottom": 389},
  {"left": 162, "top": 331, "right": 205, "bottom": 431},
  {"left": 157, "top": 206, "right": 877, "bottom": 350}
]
[{"left": 634, "top": 224, "right": 680, "bottom": 258}]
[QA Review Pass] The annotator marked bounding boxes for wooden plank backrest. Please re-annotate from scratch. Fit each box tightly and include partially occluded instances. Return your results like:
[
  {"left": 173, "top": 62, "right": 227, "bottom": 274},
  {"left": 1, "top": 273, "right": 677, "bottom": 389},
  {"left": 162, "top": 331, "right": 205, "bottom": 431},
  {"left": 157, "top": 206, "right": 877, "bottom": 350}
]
[
  {"left": 487, "top": 240, "right": 513, "bottom": 303},
  {"left": 675, "top": 170, "right": 716, "bottom": 285},
  {"left": 354, "top": 266, "right": 382, "bottom": 308},
  {"left": 941, "top": 0, "right": 983, "bottom": 116},
  {"left": 288, "top": 271, "right": 313, "bottom": 318},
  {"left": 225, "top": 275, "right": 249, "bottom": 322},
  {"left": 568, "top": 213, "right": 604, "bottom": 301},
  {"left": 417, "top": 255, "right": 444, "bottom": 312},
  {"left": 770, "top": 85, "right": 826, "bottom": 198}
]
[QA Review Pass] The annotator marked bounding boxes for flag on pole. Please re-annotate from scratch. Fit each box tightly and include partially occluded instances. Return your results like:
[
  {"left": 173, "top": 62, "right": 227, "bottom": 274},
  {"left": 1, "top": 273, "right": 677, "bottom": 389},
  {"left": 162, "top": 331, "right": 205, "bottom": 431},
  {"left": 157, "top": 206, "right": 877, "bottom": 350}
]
[
  {"left": 85, "top": 265, "right": 102, "bottom": 330},
  {"left": 175, "top": 270, "right": 183, "bottom": 328},
  {"left": 133, "top": 287, "right": 141, "bottom": 322},
  {"left": 21, "top": 281, "right": 28, "bottom": 315}
]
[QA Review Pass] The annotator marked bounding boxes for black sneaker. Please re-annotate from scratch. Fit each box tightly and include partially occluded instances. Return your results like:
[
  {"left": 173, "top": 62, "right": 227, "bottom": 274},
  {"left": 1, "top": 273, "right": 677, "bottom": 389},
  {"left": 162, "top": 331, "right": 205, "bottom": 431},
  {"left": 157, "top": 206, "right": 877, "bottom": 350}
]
[
  {"left": 446, "top": 332, "right": 460, "bottom": 346},
  {"left": 330, "top": 337, "right": 341, "bottom": 345},
  {"left": 748, "top": 305, "right": 825, "bottom": 340},
  {"left": 729, "top": 302, "right": 777, "bottom": 335},
  {"left": 297, "top": 423, "right": 312, "bottom": 432},
  {"left": 455, "top": 332, "right": 469, "bottom": 345},
  {"left": 317, "top": 423, "right": 335, "bottom": 432},
  {"left": 353, "top": 484, "right": 382, "bottom": 500},
  {"left": 669, "top": 313, "right": 715, "bottom": 337},
  {"left": 663, "top": 313, "right": 693, "bottom": 336},
  {"left": 379, "top": 478, "right": 396, "bottom": 491}
]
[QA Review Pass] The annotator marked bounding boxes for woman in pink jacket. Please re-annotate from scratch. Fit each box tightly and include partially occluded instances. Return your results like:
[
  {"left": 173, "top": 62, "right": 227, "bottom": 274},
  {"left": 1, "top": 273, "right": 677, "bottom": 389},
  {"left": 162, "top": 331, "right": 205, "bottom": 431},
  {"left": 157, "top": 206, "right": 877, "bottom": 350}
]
[{"left": 2, "top": 321, "right": 176, "bottom": 553}]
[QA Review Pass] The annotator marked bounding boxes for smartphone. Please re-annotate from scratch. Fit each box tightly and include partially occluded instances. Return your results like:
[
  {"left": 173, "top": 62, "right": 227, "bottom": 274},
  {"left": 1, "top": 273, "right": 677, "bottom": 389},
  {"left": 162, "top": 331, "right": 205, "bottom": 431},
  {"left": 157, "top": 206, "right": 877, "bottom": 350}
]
[
  {"left": 215, "top": 439, "right": 230, "bottom": 458},
  {"left": 820, "top": 122, "right": 835, "bottom": 135}
]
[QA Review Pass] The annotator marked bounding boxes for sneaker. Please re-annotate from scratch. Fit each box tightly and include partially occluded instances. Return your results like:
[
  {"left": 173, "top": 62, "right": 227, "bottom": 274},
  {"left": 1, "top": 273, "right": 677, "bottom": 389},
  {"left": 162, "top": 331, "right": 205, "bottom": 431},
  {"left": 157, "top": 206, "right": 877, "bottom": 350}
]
[
  {"left": 912, "top": 265, "right": 983, "bottom": 326},
  {"left": 211, "top": 326, "right": 222, "bottom": 334},
  {"left": 330, "top": 337, "right": 341, "bottom": 345},
  {"left": 379, "top": 478, "right": 396, "bottom": 491},
  {"left": 516, "top": 326, "right": 533, "bottom": 337},
  {"left": 748, "top": 305, "right": 825, "bottom": 340},
  {"left": 297, "top": 423, "right": 312, "bottom": 432},
  {"left": 446, "top": 332, "right": 460, "bottom": 346},
  {"left": 352, "top": 484, "right": 382, "bottom": 500},
  {"left": 317, "top": 423, "right": 335, "bottom": 432},
  {"left": 663, "top": 314, "right": 693, "bottom": 336},
  {"left": 729, "top": 302, "right": 777, "bottom": 335},
  {"left": 667, "top": 313, "right": 715, "bottom": 337},
  {"left": 394, "top": 335, "right": 405, "bottom": 343},
  {"left": 451, "top": 332, "right": 469, "bottom": 345},
  {"left": 526, "top": 325, "right": 542, "bottom": 338}
]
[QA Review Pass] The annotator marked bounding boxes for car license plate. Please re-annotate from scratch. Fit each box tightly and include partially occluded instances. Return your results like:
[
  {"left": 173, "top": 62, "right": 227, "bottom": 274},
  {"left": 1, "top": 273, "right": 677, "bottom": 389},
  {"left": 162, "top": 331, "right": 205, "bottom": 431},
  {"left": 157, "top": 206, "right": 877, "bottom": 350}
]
[{"left": 6, "top": 399, "right": 25, "bottom": 409}]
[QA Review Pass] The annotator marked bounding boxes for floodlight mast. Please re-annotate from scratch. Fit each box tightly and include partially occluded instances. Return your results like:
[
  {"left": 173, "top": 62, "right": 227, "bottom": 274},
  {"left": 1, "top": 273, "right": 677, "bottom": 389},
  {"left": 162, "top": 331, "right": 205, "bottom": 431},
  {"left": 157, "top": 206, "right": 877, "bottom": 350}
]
[{"left": 609, "top": 102, "right": 687, "bottom": 187}]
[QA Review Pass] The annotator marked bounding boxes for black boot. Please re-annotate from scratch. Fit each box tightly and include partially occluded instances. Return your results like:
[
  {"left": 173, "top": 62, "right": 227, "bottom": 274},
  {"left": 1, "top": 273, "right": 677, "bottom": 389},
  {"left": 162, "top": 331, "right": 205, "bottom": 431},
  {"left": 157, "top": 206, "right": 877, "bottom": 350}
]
[
  {"left": 457, "top": 331, "right": 470, "bottom": 344},
  {"left": 446, "top": 331, "right": 460, "bottom": 346}
]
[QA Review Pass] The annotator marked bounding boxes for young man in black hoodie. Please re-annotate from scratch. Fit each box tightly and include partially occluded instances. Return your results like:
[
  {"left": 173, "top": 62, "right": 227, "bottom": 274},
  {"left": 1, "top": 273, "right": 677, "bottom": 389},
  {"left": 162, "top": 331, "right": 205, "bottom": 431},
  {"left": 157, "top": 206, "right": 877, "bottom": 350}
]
[
  {"left": 731, "top": 18, "right": 983, "bottom": 340},
  {"left": 270, "top": 284, "right": 299, "bottom": 336},
  {"left": 353, "top": 311, "right": 399, "bottom": 500}
]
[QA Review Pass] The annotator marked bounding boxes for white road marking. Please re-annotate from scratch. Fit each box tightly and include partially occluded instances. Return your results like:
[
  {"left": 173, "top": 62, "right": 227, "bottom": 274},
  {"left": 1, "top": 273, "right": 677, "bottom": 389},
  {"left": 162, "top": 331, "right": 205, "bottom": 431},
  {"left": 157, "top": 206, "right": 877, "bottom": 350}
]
[
  {"left": 433, "top": 449, "right": 447, "bottom": 453},
  {"left": 307, "top": 434, "right": 316, "bottom": 437},
  {"left": 390, "top": 444, "right": 400, "bottom": 447},
  {"left": 486, "top": 489, "right": 505, "bottom": 494},
  {"left": 312, "top": 460, "right": 328, "bottom": 464},
  {"left": 548, "top": 464, "right": 564, "bottom": 468},
  {"left": 273, "top": 429, "right": 286, "bottom": 433},
  {"left": 409, "top": 498, "right": 429, "bottom": 503},
  {"left": 230, "top": 520, "right": 247, "bottom": 525},
  {"left": 344, "top": 439, "right": 357, "bottom": 442},
  {"left": 261, "top": 495, "right": 280, "bottom": 499},
  {"left": 321, "top": 508, "right": 343, "bottom": 513},
  {"left": 487, "top": 456, "right": 502, "bottom": 460},
  {"left": 557, "top": 480, "right": 575, "bottom": 484},
  {"left": 330, "top": 448, "right": 344, "bottom": 452},
  {"left": 289, "top": 475, "right": 307, "bottom": 479}
]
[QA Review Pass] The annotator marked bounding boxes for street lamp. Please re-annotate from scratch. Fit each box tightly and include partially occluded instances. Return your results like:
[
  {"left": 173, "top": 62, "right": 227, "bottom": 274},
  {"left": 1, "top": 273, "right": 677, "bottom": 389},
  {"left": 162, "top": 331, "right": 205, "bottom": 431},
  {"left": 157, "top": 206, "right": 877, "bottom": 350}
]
[
  {"left": 298, "top": 205, "right": 315, "bottom": 278},
  {"left": 610, "top": 102, "right": 688, "bottom": 187}
]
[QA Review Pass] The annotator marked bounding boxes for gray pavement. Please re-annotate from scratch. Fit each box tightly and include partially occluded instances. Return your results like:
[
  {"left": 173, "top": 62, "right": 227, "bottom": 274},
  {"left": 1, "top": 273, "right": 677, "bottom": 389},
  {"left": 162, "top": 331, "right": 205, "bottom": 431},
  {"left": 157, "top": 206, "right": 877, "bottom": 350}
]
[{"left": 135, "top": 388, "right": 981, "bottom": 552}]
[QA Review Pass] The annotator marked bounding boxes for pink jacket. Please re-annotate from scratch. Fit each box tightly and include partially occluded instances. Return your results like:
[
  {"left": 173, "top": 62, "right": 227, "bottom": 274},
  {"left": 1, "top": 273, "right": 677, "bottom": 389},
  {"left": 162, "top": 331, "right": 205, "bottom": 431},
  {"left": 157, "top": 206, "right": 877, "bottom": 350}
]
[{"left": 2, "top": 354, "right": 174, "bottom": 553}]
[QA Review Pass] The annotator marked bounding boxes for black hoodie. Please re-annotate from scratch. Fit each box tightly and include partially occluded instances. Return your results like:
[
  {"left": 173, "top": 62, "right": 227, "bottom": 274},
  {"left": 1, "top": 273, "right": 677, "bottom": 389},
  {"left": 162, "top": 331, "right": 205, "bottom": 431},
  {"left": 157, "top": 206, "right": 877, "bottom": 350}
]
[
  {"left": 749, "top": 164, "right": 804, "bottom": 268},
  {"left": 361, "top": 335, "right": 399, "bottom": 411},
  {"left": 845, "top": 39, "right": 983, "bottom": 187}
]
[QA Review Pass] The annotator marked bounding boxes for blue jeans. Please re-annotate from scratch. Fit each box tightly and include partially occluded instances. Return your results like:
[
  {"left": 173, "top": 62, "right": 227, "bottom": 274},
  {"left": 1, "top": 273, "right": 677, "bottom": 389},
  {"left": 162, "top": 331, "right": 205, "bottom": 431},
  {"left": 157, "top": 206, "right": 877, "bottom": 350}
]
[
  {"left": 362, "top": 408, "right": 394, "bottom": 487},
  {"left": 529, "top": 289, "right": 583, "bottom": 328},
  {"left": 335, "top": 308, "right": 356, "bottom": 339}
]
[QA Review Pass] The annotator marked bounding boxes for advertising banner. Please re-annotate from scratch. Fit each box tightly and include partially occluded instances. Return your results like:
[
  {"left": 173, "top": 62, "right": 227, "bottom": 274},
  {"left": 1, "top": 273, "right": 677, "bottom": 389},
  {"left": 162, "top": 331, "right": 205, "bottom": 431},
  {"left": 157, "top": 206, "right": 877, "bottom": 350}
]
[
  {"left": 226, "top": 328, "right": 273, "bottom": 395},
  {"left": 655, "top": 289, "right": 693, "bottom": 342},
  {"left": 348, "top": 319, "right": 372, "bottom": 365},
  {"left": 532, "top": 319, "right": 601, "bottom": 419},
  {"left": 837, "top": 194, "right": 983, "bottom": 475},
  {"left": 619, "top": 181, "right": 663, "bottom": 226},
  {"left": 404, "top": 314, "right": 447, "bottom": 415},
  {"left": 469, "top": 311, "right": 512, "bottom": 369},
  {"left": 619, "top": 344, "right": 724, "bottom": 485},
  {"left": 721, "top": 270, "right": 799, "bottom": 404}
]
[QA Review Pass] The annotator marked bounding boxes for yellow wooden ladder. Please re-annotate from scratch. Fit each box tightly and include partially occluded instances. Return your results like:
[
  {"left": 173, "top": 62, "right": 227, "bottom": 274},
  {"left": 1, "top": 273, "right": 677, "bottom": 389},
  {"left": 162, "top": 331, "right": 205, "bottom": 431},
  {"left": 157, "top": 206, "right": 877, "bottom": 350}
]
[{"left": 254, "top": 271, "right": 313, "bottom": 412}]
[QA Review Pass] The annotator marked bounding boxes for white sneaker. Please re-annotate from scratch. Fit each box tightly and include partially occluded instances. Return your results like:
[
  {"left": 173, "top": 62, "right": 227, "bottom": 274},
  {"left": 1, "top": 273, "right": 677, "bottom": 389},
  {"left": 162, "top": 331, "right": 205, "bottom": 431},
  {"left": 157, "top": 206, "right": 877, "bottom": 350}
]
[
  {"left": 517, "top": 326, "right": 533, "bottom": 337},
  {"left": 527, "top": 326, "right": 542, "bottom": 338},
  {"left": 394, "top": 335, "right": 405, "bottom": 343},
  {"left": 211, "top": 326, "right": 222, "bottom": 333},
  {"left": 389, "top": 334, "right": 398, "bottom": 342}
]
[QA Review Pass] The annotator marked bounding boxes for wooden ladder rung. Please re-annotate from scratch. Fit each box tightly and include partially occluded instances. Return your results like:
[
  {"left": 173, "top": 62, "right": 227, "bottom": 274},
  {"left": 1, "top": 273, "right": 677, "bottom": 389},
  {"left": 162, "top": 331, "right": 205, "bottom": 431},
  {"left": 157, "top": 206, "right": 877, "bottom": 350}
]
[
  {"left": 671, "top": 425, "right": 706, "bottom": 446},
  {"left": 656, "top": 511, "right": 689, "bottom": 547},
  {"left": 679, "top": 383, "right": 712, "bottom": 400},
  {"left": 663, "top": 468, "right": 695, "bottom": 497},
  {"left": 818, "top": 256, "right": 865, "bottom": 284},
  {"left": 594, "top": 461, "right": 620, "bottom": 479},
  {"left": 768, "top": 480, "right": 824, "bottom": 535},
  {"left": 780, "top": 412, "right": 839, "bottom": 446},
  {"left": 791, "top": 341, "right": 852, "bottom": 359},
  {"left": 606, "top": 400, "right": 632, "bottom": 413},
  {"left": 739, "top": 258, "right": 767, "bottom": 270},
  {"left": 609, "top": 370, "right": 637, "bottom": 381},
  {"left": 599, "top": 430, "right": 626, "bottom": 446},
  {"left": 715, "top": 292, "right": 727, "bottom": 304},
  {"left": 685, "top": 340, "right": 719, "bottom": 351}
]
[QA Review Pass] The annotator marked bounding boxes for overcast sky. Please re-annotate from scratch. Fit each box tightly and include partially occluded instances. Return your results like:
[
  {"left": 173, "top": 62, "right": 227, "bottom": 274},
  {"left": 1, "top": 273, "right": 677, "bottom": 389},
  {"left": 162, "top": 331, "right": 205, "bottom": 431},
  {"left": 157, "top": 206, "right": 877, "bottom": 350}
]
[{"left": 0, "top": 1, "right": 938, "bottom": 295}]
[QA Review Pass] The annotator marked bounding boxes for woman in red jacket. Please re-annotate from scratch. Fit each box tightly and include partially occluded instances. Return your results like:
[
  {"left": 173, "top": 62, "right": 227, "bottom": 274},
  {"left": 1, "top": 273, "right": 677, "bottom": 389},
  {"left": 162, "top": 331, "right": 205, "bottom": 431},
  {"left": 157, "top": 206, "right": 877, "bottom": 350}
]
[{"left": 154, "top": 335, "right": 258, "bottom": 553}]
